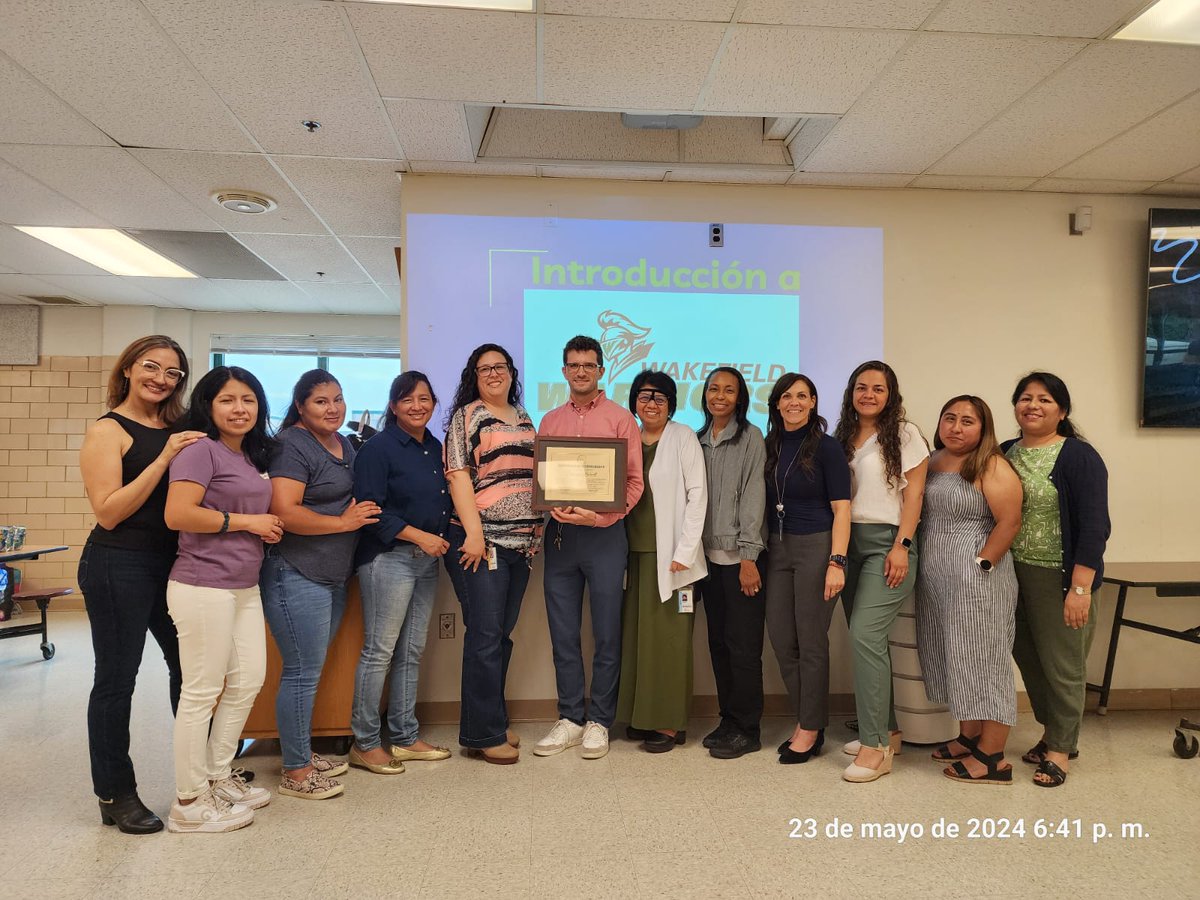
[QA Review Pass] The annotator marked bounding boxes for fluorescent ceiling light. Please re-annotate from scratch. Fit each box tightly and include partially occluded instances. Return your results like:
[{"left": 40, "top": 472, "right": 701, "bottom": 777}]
[
  {"left": 353, "top": 0, "right": 533, "bottom": 10},
  {"left": 1112, "top": 0, "right": 1200, "bottom": 45},
  {"left": 15, "top": 227, "right": 198, "bottom": 278}
]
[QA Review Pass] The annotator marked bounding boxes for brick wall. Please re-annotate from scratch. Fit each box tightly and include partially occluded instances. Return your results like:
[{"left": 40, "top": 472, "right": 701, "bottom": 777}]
[{"left": 0, "top": 355, "right": 114, "bottom": 605}]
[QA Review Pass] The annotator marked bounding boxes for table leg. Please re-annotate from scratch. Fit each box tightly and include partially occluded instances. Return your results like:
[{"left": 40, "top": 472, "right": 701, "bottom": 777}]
[{"left": 1097, "top": 584, "right": 1128, "bottom": 716}]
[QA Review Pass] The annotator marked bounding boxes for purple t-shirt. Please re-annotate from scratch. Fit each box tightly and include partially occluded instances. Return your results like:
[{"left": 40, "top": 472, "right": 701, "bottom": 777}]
[{"left": 169, "top": 438, "right": 273, "bottom": 589}]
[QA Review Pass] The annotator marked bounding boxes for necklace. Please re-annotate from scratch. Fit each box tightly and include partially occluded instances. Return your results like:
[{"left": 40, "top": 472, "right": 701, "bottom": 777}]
[{"left": 773, "top": 439, "right": 803, "bottom": 539}]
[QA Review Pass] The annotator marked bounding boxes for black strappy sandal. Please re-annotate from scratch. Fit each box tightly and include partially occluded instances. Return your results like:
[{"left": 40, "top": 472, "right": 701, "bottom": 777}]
[
  {"left": 931, "top": 733, "right": 977, "bottom": 761},
  {"left": 1021, "top": 740, "right": 1078, "bottom": 765},
  {"left": 944, "top": 744, "right": 1013, "bottom": 785},
  {"left": 1033, "top": 758, "right": 1067, "bottom": 788}
]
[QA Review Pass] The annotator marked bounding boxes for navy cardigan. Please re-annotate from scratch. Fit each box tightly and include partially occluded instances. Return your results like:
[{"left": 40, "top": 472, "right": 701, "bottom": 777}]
[{"left": 1002, "top": 436, "right": 1110, "bottom": 593}]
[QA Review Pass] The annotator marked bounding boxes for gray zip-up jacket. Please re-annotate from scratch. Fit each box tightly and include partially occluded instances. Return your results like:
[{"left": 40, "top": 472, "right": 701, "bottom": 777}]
[{"left": 698, "top": 422, "right": 766, "bottom": 561}]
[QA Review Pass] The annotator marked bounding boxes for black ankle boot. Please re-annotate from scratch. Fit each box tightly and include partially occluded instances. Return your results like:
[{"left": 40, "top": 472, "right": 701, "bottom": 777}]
[{"left": 99, "top": 793, "right": 163, "bottom": 834}]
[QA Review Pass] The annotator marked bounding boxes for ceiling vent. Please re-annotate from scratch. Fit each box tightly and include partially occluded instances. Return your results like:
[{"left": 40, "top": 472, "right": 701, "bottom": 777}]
[
  {"left": 211, "top": 191, "right": 277, "bottom": 215},
  {"left": 22, "top": 295, "right": 89, "bottom": 306},
  {"left": 621, "top": 113, "right": 704, "bottom": 131}
]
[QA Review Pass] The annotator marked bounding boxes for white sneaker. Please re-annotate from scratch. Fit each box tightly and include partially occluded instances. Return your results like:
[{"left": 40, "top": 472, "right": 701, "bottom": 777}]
[
  {"left": 167, "top": 787, "right": 254, "bottom": 833},
  {"left": 581, "top": 721, "right": 609, "bottom": 759},
  {"left": 211, "top": 768, "right": 271, "bottom": 810},
  {"left": 533, "top": 719, "right": 585, "bottom": 756}
]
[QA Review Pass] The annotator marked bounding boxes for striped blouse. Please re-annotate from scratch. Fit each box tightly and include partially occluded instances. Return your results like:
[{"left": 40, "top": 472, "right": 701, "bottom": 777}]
[{"left": 443, "top": 400, "right": 542, "bottom": 553}]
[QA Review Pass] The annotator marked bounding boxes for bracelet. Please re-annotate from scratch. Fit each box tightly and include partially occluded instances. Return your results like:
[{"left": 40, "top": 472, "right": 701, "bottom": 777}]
[{"left": 218, "top": 511, "right": 230, "bottom": 534}]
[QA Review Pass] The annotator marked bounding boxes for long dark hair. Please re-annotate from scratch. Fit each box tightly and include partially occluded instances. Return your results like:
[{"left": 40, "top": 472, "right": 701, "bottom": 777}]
[
  {"left": 933, "top": 394, "right": 1011, "bottom": 484},
  {"left": 182, "top": 366, "right": 275, "bottom": 472},
  {"left": 833, "top": 360, "right": 907, "bottom": 487},
  {"left": 280, "top": 369, "right": 342, "bottom": 430},
  {"left": 1011, "top": 371, "right": 1081, "bottom": 440},
  {"left": 107, "top": 334, "right": 189, "bottom": 425},
  {"left": 697, "top": 366, "right": 751, "bottom": 443},
  {"left": 765, "top": 373, "right": 827, "bottom": 477},
  {"left": 445, "top": 343, "right": 522, "bottom": 429}
]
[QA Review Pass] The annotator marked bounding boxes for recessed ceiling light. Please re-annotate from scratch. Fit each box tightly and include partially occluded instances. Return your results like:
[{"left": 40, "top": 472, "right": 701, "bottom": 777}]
[
  {"left": 355, "top": 0, "right": 533, "bottom": 10},
  {"left": 212, "top": 191, "right": 278, "bottom": 215},
  {"left": 15, "top": 227, "right": 198, "bottom": 278},
  {"left": 1112, "top": 0, "right": 1200, "bottom": 45}
]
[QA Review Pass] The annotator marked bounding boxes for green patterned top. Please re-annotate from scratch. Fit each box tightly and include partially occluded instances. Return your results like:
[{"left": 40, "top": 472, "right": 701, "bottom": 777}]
[{"left": 1006, "top": 440, "right": 1065, "bottom": 569}]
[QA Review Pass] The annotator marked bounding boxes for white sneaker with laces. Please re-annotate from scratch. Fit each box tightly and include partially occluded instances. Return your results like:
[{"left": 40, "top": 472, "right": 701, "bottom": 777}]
[
  {"left": 167, "top": 787, "right": 254, "bottom": 834},
  {"left": 533, "top": 719, "right": 585, "bottom": 756},
  {"left": 581, "top": 721, "right": 609, "bottom": 759},
  {"left": 211, "top": 767, "right": 271, "bottom": 810}
]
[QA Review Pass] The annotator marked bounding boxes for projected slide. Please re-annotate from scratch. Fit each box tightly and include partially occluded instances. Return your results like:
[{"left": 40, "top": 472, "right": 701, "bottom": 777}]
[{"left": 405, "top": 214, "right": 882, "bottom": 432}]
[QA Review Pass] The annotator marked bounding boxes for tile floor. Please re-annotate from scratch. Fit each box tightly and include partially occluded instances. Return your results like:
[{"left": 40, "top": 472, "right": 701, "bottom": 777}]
[{"left": 2, "top": 612, "right": 1198, "bottom": 899}]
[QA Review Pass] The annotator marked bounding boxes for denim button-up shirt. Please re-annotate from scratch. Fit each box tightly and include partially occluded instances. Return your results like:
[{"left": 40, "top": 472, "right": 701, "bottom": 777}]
[{"left": 352, "top": 420, "right": 452, "bottom": 569}]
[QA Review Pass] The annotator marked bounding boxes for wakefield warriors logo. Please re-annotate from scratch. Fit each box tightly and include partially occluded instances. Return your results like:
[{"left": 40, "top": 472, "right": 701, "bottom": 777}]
[{"left": 598, "top": 310, "right": 654, "bottom": 382}]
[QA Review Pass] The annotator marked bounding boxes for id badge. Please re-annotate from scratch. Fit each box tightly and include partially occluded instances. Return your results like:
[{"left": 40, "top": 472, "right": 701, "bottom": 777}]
[
  {"left": 677, "top": 586, "right": 694, "bottom": 614},
  {"left": 486, "top": 544, "right": 498, "bottom": 571}
]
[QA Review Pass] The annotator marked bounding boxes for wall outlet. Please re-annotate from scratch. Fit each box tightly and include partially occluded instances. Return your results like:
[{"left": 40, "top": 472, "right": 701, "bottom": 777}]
[{"left": 439, "top": 613, "right": 455, "bottom": 639}]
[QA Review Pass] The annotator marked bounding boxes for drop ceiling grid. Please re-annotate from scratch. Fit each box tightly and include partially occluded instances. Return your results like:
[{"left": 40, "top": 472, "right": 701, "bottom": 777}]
[
  {"left": 346, "top": 4, "right": 537, "bottom": 103},
  {"left": 786, "top": 172, "right": 915, "bottom": 187},
  {"left": 700, "top": 27, "right": 912, "bottom": 113},
  {"left": 929, "top": 42, "right": 1200, "bottom": 178},
  {"left": 0, "top": 226, "right": 109, "bottom": 277},
  {"left": 232, "top": 234, "right": 372, "bottom": 285},
  {"left": 0, "top": 273, "right": 85, "bottom": 304},
  {"left": 296, "top": 281, "right": 396, "bottom": 316},
  {"left": 802, "top": 33, "right": 1086, "bottom": 174},
  {"left": 923, "top": 0, "right": 1148, "bottom": 39},
  {"left": 407, "top": 161, "right": 539, "bottom": 176},
  {"left": 338, "top": 237, "right": 402, "bottom": 285},
  {"left": 384, "top": 100, "right": 476, "bottom": 163},
  {"left": 1030, "top": 178, "right": 1158, "bottom": 194},
  {"left": 0, "top": 0, "right": 255, "bottom": 153},
  {"left": 1146, "top": 183, "right": 1200, "bottom": 198},
  {"left": 541, "top": 17, "right": 728, "bottom": 110},
  {"left": 484, "top": 110, "right": 680, "bottom": 163},
  {"left": 0, "top": 158, "right": 111, "bottom": 229},
  {"left": 0, "top": 145, "right": 224, "bottom": 233},
  {"left": 909, "top": 174, "right": 1038, "bottom": 191},
  {"left": 141, "top": 0, "right": 401, "bottom": 160},
  {"left": 271, "top": 157, "right": 405, "bottom": 238},
  {"left": 737, "top": 0, "right": 943, "bottom": 30},
  {"left": 0, "top": 53, "right": 116, "bottom": 148},
  {"left": 37, "top": 273, "right": 181, "bottom": 307},
  {"left": 543, "top": 0, "right": 738, "bottom": 21}
]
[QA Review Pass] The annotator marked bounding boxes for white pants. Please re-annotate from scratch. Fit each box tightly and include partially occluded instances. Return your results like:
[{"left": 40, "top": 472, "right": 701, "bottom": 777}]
[{"left": 166, "top": 581, "right": 266, "bottom": 799}]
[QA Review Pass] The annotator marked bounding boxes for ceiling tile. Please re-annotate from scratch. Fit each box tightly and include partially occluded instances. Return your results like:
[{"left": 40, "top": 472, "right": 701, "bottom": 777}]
[
  {"left": 483, "top": 110, "right": 679, "bottom": 162},
  {"left": 739, "top": 0, "right": 941, "bottom": 29},
  {"left": 0, "top": 273, "right": 86, "bottom": 302},
  {"left": 0, "top": 225, "right": 108, "bottom": 276},
  {"left": 0, "top": 158, "right": 110, "bottom": 228},
  {"left": 142, "top": 0, "right": 400, "bottom": 160},
  {"left": 544, "top": 1, "right": 737, "bottom": 21},
  {"left": 930, "top": 43, "right": 1200, "bottom": 178},
  {"left": 788, "top": 172, "right": 914, "bottom": 187},
  {"left": 665, "top": 167, "right": 792, "bottom": 184},
  {"left": 212, "top": 279, "right": 321, "bottom": 313},
  {"left": 340, "top": 237, "right": 402, "bottom": 285},
  {"left": 803, "top": 33, "right": 1084, "bottom": 173},
  {"left": 131, "top": 150, "right": 328, "bottom": 235},
  {"left": 543, "top": 17, "right": 727, "bottom": 110},
  {"left": 128, "top": 277, "right": 243, "bottom": 310},
  {"left": 407, "top": 161, "right": 539, "bottom": 176},
  {"left": 273, "top": 157, "right": 404, "bottom": 237},
  {"left": 0, "top": 0, "right": 254, "bottom": 153},
  {"left": 346, "top": 3, "right": 535, "bottom": 103},
  {"left": 910, "top": 174, "right": 1037, "bottom": 190},
  {"left": 0, "top": 53, "right": 115, "bottom": 147},
  {"left": 701, "top": 27, "right": 910, "bottom": 114},
  {"left": 385, "top": 100, "right": 474, "bottom": 162},
  {"left": 1029, "top": 178, "right": 1157, "bottom": 194},
  {"left": 1171, "top": 166, "right": 1200, "bottom": 184},
  {"left": 296, "top": 282, "right": 395, "bottom": 315},
  {"left": 926, "top": 0, "right": 1145, "bottom": 38},
  {"left": 539, "top": 166, "right": 668, "bottom": 180},
  {"left": 1053, "top": 92, "right": 1200, "bottom": 182},
  {"left": 0, "top": 145, "right": 221, "bottom": 231},
  {"left": 37, "top": 274, "right": 176, "bottom": 306},
  {"left": 234, "top": 234, "right": 370, "bottom": 284},
  {"left": 1146, "top": 183, "right": 1200, "bottom": 198},
  {"left": 681, "top": 116, "right": 789, "bottom": 165}
]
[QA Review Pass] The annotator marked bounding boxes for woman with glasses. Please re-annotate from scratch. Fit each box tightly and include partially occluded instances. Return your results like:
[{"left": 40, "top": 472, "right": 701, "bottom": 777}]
[
  {"left": 616, "top": 371, "right": 707, "bottom": 753},
  {"left": 443, "top": 345, "right": 542, "bottom": 764},
  {"left": 79, "top": 336, "right": 206, "bottom": 834}
]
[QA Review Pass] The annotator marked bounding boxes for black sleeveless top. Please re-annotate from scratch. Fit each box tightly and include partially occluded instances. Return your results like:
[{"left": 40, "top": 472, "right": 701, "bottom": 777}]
[{"left": 85, "top": 412, "right": 178, "bottom": 555}]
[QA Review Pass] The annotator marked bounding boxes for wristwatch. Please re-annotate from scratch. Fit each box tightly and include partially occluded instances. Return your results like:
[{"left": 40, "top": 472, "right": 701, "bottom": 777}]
[
  {"left": 828, "top": 554, "right": 848, "bottom": 569},
  {"left": 974, "top": 556, "right": 992, "bottom": 573},
  {"left": 1071, "top": 585, "right": 1091, "bottom": 596},
  {"left": 896, "top": 536, "right": 912, "bottom": 549}
]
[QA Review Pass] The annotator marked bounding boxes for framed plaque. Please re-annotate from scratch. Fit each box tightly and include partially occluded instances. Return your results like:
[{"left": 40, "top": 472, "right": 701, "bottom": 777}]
[{"left": 532, "top": 435, "right": 628, "bottom": 512}]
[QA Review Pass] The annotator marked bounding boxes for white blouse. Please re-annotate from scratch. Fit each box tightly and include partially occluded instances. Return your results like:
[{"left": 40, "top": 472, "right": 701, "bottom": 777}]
[{"left": 848, "top": 421, "right": 928, "bottom": 526}]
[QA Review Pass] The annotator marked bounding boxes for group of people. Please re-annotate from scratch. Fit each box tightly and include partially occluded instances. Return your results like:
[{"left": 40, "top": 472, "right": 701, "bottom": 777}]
[{"left": 77, "top": 332, "right": 1109, "bottom": 837}]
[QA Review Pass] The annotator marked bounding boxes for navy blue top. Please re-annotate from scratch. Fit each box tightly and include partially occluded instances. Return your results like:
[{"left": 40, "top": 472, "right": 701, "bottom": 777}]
[
  {"left": 1001, "top": 436, "right": 1109, "bottom": 592},
  {"left": 352, "top": 419, "right": 452, "bottom": 569},
  {"left": 765, "top": 423, "right": 851, "bottom": 536}
]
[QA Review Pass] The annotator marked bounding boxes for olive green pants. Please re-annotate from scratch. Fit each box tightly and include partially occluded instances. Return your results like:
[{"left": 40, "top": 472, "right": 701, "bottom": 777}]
[{"left": 1011, "top": 561, "right": 1096, "bottom": 754}]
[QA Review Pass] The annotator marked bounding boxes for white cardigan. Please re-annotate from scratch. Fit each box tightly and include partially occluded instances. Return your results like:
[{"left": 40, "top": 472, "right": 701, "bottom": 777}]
[{"left": 643, "top": 420, "right": 709, "bottom": 602}]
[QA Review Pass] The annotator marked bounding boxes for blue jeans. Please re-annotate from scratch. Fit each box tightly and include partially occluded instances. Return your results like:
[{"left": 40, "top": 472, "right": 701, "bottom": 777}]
[
  {"left": 352, "top": 546, "right": 439, "bottom": 749},
  {"left": 543, "top": 522, "right": 627, "bottom": 728},
  {"left": 444, "top": 525, "right": 530, "bottom": 748},
  {"left": 260, "top": 552, "right": 347, "bottom": 770},
  {"left": 78, "top": 542, "right": 181, "bottom": 800}
]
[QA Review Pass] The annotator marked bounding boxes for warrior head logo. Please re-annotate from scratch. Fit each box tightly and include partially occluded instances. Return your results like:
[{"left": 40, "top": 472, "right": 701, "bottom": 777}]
[{"left": 598, "top": 310, "right": 653, "bottom": 382}]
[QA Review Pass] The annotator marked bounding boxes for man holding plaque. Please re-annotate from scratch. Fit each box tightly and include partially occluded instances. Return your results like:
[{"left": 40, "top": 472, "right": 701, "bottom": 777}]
[{"left": 533, "top": 336, "right": 644, "bottom": 760}]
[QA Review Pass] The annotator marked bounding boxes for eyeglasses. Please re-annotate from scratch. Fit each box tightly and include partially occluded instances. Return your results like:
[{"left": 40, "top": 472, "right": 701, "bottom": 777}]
[
  {"left": 636, "top": 391, "right": 669, "bottom": 407},
  {"left": 565, "top": 362, "right": 600, "bottom": 373},
  {"left": 135, "top": 359, "right": 185, "bottom": 383},
  {"left": 475, "top": 363, "right": 510, "bottom": 377}
]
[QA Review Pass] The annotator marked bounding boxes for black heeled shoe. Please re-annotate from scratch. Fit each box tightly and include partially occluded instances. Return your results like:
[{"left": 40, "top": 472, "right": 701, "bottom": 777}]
[
  {"left": 779, "top": 729, "right": 824, "bottom": 765},
  {"left": 99, "top": 793, "right": 164, "bottom": 834}
]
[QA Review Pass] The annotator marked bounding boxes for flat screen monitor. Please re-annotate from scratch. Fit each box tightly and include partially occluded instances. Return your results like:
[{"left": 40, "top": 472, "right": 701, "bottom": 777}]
[{"left": 1142, "top": 207, "right": 1200, "bottom": 427}]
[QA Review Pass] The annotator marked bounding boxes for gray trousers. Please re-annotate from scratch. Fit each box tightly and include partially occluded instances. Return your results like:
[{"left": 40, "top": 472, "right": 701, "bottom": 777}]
[{"left": 765, "top": 530, "right": 836, "bottom": 730}]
